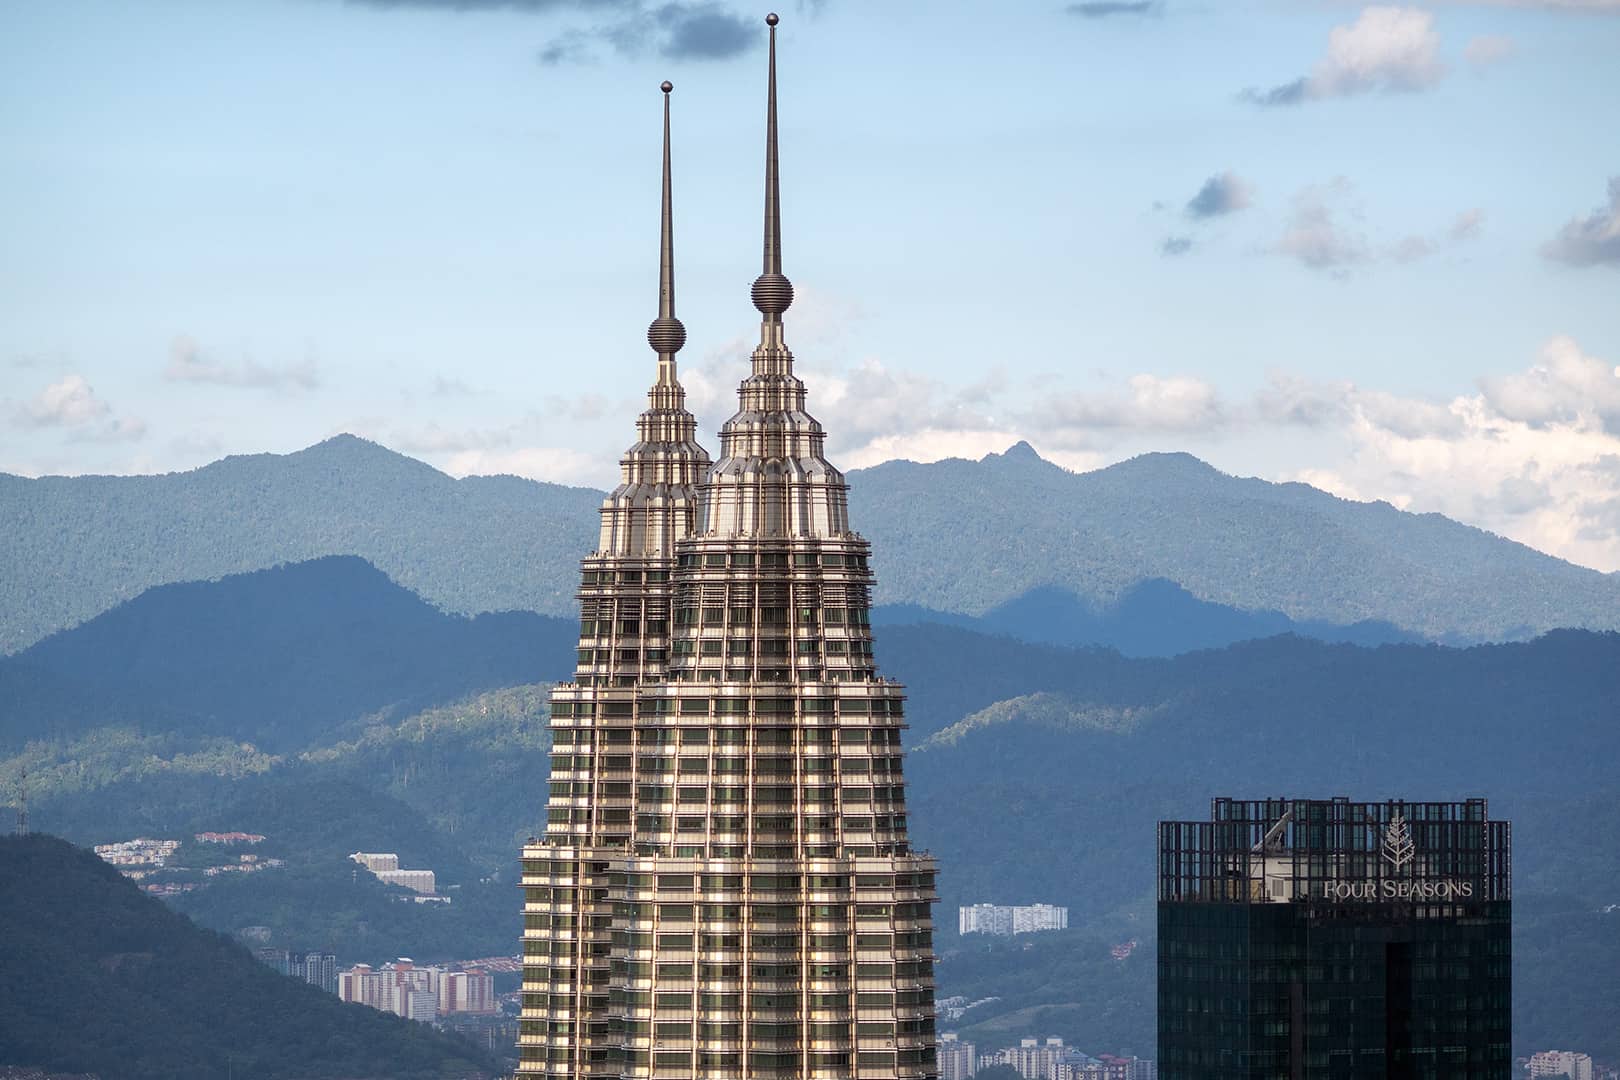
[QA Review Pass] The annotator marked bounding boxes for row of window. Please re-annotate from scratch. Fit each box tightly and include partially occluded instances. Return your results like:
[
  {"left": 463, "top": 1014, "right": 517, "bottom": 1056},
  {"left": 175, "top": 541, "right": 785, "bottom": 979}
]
[
  {"left": 674, "top": 551, "right": 871, "bottom": 571},
  {"left": 554, "top": 725, "right": 904, "bottom": 746},
  {"left": 552, "top": 698, "right": 902, "bottom": 719}
]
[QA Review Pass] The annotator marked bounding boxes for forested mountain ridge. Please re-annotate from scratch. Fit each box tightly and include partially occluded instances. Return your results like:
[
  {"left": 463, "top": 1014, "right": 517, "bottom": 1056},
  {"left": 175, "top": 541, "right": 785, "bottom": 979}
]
[
  {"left": 4, "top": 559, "right": 1617, "bottom": 1059},
  {"left": 0, "top": 834, "right": 496, "bottom": 1080},
  {"left": 0, "top": 434, "right": 600, "bottom": 653},
  {"left": 855, "top": 444, "right": 1620, "bottom": 639},
  {"left": 5, "top": 435, "right": 1618, "bottom": 652},
  {"left": 3, "top": 555, "right": 575, "bottom": 752}
]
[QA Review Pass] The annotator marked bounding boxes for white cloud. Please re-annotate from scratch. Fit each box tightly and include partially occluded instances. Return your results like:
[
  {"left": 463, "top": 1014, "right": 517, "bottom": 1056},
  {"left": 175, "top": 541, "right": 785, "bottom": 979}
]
[
  {"left": 1439, "top": 0, "right": 1620, "bottom": 9},
  {"left": 1275, "top": 180, "right": 1367, "bottom": 271},
  {"left": 1246, "top": 6, "right": 1446, "bottom": 105},
  {"left": 1186, "top": 172, "right": 1255, "bottom": 219},
  {"left": 1033, "top": 374, "right": 1226, "bottom": 440},
  {"left": 1478, "top": 334, "right": 1620, "bottom": 429},
  {"left": 441, "top": 446, "right": 605, "bottom": 487},
  {"left": 1269, "top": 180, "right": 1481, "bottom": 273},
  {"left": 1315, "top": 7, "right": 1446, "bottom": 93},
  {"left": 165, "top": 335, "right": 319, "bottom": 391},
  {"left": 1275, "top": 337, "right": 1620, "bottom": 571},
  {"left": 387, "top": 423, "right": 512, "bottom": 455},
  {"left": 1463, "top": 34, "right": 1515, "bottom": 68},
  {"left": 838, "top": 428, "right": 1029, "bottom": 470},
  {"left": 16, "top": 375, "right": 146, "bottom": 442},
  {"left": 1542, "top": 177, "right": 1620, "bottom": 268}
]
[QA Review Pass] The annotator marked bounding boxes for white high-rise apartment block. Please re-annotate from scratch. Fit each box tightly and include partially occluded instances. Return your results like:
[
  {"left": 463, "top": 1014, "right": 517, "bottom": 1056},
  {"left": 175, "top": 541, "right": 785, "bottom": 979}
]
[
  {"left": 938, "top": 1033, "right": 976, "bottom": 1080},
  {"left": 1012, "top": 904, "right": 1067, "bottom": 934},
  {"left": 338, "top": 959, "right": 442, "bottom": 1022},
  {"left": 981, "top": 1037, "right": 1067, "bottom": 1080},
  {"left": 441, "top": 970, "right": 497, "bottom": 1015},
  {"left": 350, "top": 852, "right": 437, "bottom": 895},
  {"left": 349, "top": 852, "right": 399, "bottom": 873},
  {"left": 1530, "top": 1051, "right": 1594, "bottom": 1080},
  {"left": 959, "top": 903, "right": 1068, "bottom": 936}
]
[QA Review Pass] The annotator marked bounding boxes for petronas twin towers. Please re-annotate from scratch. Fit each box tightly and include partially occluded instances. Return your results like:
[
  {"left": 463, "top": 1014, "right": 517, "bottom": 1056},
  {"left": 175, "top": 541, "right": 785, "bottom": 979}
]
[{"left": 518, "top": 13, "right": 940, "bottom": 1080}]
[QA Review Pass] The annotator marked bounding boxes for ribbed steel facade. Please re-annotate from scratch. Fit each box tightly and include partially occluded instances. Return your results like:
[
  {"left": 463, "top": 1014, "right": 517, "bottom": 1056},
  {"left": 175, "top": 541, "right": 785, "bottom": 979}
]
[{"left": 518, "top": 19, "right": 939, "bottom": 1080}]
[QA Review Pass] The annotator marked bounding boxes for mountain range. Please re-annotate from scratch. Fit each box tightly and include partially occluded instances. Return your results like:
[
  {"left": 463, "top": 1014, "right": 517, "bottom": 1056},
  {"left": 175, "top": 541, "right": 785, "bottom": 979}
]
[
  {"left": 3, "top": 556, "right": 1617, "bottom": 1059},
  {"left": 4, "top": 435, "right": 1618, "bottom": 654}
]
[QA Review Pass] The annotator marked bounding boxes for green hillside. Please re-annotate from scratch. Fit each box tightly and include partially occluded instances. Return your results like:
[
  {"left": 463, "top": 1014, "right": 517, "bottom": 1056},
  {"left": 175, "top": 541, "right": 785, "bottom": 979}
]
[
  {"left": 0, "top": 834, "right": 495, "bottom": 1080},
  {"left": 6, "top": 435, "right": 1620, "bottom": 652},
  {"left": 6, "top": 565, "right": 1619, "bottom": 1058}
]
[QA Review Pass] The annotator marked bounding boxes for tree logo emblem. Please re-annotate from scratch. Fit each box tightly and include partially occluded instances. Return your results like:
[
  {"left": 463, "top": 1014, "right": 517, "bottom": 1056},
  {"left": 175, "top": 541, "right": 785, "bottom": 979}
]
[{"left": 1382, "top": 812, "right": 1415, "bottom": 870}]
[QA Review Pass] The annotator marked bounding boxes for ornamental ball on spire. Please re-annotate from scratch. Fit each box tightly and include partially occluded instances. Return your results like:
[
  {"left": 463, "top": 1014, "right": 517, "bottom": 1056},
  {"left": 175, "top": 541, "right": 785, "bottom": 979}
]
[
  {"left": 751, "top": 273, "right": 793, "bottom": 316},
  {"left": 647, "top": 315, "right": 686, "bottom": 354}
]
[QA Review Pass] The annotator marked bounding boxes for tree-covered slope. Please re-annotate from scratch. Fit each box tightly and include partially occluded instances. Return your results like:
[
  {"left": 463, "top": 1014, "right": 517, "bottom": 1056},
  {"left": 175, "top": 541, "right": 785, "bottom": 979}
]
[
  {"left": 854, "top": 443, "right": 1620, "bottom": 639},
  {"left": 0, "top": 834, "right": 496, "bottom": 1080},
  {"left": 0, "top": 434, "right": 600, "bottom": 653},
  {"left": 4, "top": 555, "right": 575, "bottom": 751},
  {"left": 7, "top": 436, "right": 1620, "bottom": 652}
]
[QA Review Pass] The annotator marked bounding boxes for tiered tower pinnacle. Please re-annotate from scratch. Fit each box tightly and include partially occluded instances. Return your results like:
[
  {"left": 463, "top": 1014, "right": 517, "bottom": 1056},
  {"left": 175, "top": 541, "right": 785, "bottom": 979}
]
[{"left": 520, "top": 18, "right": 939, "bottom": 1080}]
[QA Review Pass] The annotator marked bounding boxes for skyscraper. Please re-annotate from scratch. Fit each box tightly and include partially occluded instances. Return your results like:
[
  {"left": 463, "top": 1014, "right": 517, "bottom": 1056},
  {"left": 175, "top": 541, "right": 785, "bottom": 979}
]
[
  {"left": 1157, "top": 797, "right": 1511, "bottom": 1079},
  {"left": 519, "top": 15, "right": 939, "bottom": 1080}
]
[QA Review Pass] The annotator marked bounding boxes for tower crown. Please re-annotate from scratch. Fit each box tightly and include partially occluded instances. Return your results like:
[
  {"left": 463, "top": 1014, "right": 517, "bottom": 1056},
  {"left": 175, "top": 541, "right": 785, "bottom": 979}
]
[{"left": 592, "top": 81, "right": 710, "bottom": 559}]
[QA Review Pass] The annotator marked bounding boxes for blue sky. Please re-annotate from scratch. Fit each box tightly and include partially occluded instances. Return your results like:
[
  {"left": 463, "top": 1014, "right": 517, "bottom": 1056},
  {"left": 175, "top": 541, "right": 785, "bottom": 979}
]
[{"left": 3, "top": 0, "right": 1619, "bottom": 568}]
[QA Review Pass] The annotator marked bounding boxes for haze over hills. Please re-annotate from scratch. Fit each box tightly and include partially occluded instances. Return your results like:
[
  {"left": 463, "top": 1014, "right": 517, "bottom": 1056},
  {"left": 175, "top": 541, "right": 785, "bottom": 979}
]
[{"left": 5, "top": 435, "right": 1619, "bottom": 653}]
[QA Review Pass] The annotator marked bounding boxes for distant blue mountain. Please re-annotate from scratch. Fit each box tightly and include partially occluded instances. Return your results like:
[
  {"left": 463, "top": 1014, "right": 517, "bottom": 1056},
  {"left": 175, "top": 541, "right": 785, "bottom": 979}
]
[{"left": 873, "top": 578, "right": 1421, "bottom": 656}]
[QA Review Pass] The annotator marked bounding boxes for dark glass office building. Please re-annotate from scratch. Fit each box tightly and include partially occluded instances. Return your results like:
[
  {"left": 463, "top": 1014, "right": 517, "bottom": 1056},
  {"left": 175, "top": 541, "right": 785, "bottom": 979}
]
[{"left": 1158, "top": 797, "right": 1511, "bottom": 1080}]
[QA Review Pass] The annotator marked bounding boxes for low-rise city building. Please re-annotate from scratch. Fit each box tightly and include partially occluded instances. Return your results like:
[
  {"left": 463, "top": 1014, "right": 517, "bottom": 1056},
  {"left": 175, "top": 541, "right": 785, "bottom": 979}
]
[
  {"left": 1530, "top": 1051, "right": 1595, "bottom": 1080},
  {"left": 93, "top": 838, "right": 181, "bottom": 869}
]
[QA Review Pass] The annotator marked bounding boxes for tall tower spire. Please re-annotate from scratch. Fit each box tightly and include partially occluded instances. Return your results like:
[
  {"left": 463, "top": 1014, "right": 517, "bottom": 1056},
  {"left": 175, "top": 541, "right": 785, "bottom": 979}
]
[
  {"left": 647, "top": 80, "right": 685, "bottom": 387},
  {"left": 751, "top": 12, "right": 793, "bottom": 354}
]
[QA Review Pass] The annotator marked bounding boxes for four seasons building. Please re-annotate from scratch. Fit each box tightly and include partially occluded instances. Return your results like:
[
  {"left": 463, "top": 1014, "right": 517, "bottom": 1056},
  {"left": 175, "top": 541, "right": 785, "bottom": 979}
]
[{"left": 518, "top": 15, "right": 940, "bottom": 1080}]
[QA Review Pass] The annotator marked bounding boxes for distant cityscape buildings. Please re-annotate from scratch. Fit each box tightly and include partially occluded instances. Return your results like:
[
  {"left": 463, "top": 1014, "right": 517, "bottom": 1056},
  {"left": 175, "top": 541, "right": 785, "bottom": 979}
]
[
  {"left": 254, "top": 948, "right": 338, "bottom": 994},
  {"left": 1529, "top": 1051, "right": 1595, "bottom": 1080},
  {"left": 958, "top": 902, "right": 1069, "bottom": 936},
  {"left": 337, "top": 958, "right": 496, "bottom": 1021},
  {"left": 939, "top": 1034, "right": 1155, "bottom": 1080},
  {"left": 349, "top": 851, "right": 439, "bottom": 897},
  {"left": 94, "top": 837, "right": 181, "bottom": 868},
  {"left": 939, "top": 1034, "right": 976, "bottom": 1080}
]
